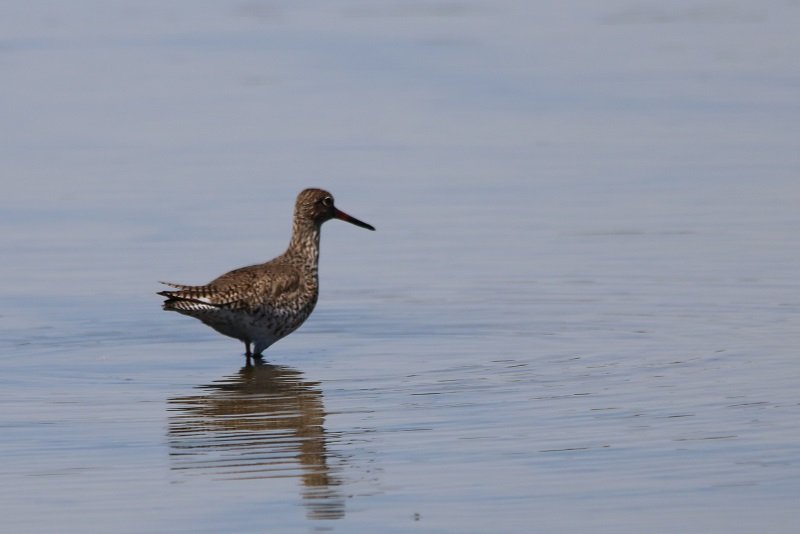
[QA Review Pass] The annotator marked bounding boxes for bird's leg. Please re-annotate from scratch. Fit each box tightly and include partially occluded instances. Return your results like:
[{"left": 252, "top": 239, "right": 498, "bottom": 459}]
[{"left": 245, "top": 342, "right": 253, "bottom": 367}]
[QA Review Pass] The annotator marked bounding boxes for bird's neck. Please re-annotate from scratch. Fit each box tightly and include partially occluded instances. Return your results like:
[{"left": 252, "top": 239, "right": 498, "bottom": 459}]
[{"left": 286, "top": 218, "right": 321, "bottom": 272}]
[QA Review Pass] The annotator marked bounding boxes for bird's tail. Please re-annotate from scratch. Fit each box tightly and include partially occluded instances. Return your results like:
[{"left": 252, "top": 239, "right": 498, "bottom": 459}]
[{"left": 158, "top": 282, "right": 221, "bottom": 311}]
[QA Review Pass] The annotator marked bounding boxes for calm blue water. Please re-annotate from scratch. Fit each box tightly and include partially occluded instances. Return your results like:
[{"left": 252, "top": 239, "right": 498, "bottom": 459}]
[{"left": 2, "top": 2, "right": 799, "bottom": 532}]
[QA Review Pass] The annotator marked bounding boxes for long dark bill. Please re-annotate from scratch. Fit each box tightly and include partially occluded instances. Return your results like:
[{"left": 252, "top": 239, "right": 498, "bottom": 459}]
[{"left": 334, "top": 208, "right": 375, "bottom": 231}]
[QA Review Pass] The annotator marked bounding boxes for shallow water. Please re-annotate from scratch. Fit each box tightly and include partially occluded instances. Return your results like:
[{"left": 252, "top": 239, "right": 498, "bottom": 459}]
[{"left": 2, "top": 1, "right": 800, "bottom": 532}]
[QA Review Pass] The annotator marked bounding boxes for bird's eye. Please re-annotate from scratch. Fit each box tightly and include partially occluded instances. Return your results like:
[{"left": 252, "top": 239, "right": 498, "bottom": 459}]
[{"left": 321, "top": 196, "right": 333, "bottom": 207}]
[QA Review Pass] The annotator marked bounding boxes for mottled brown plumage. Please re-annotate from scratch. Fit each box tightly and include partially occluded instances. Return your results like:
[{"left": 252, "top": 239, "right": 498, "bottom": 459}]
[{"left": 158, "top": 188, "right": 374, "bottom": 359}]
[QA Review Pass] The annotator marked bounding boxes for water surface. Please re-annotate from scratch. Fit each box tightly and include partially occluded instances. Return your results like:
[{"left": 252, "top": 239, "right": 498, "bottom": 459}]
[{"left": 1, "top": 1, "right": 799, "bottom": 532}]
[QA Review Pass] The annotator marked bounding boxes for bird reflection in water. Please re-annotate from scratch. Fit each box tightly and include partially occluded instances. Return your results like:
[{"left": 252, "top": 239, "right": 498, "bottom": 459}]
[{"left": 167, "top": 362, "right": 345, "bottom": 520}]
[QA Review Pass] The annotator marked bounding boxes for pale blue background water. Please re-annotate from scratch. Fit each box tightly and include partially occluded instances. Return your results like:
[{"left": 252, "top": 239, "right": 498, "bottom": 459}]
[{"left": 1, "top": 1, "right": 799, "bottom": 532}]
